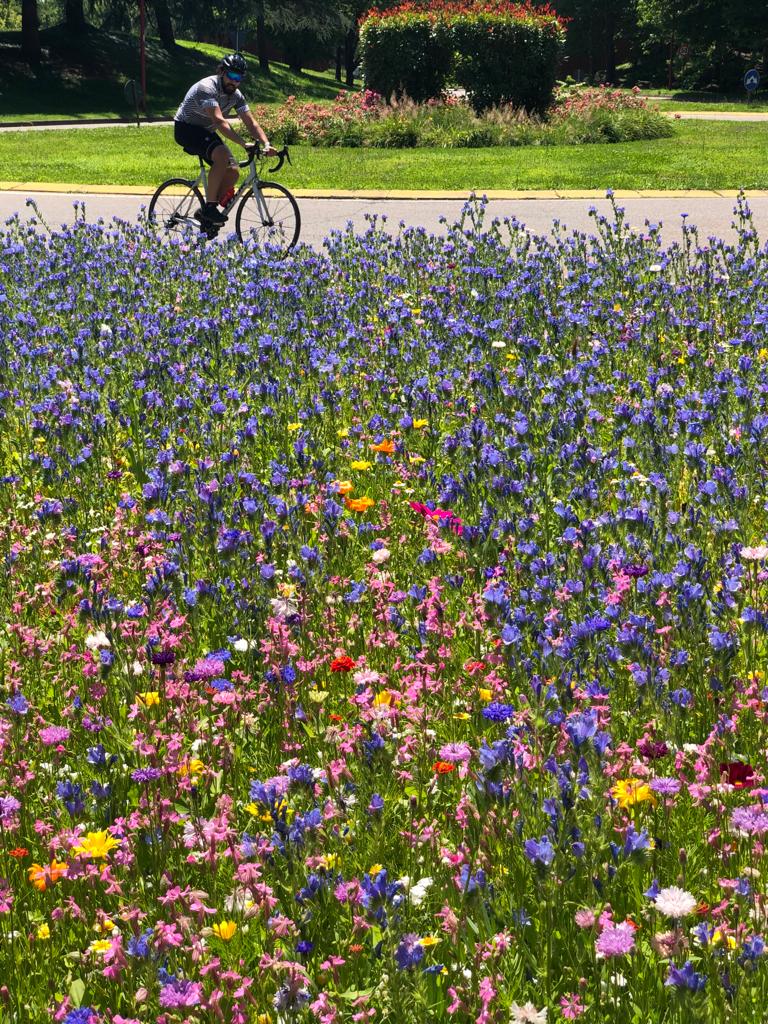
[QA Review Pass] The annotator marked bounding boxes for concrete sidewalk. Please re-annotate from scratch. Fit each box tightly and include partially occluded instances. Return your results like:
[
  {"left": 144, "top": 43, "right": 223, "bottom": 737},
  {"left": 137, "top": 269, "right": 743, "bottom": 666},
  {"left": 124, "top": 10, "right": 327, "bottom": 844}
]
[{"left": 4, "top": 189, "right": 768, "bottom": 249}]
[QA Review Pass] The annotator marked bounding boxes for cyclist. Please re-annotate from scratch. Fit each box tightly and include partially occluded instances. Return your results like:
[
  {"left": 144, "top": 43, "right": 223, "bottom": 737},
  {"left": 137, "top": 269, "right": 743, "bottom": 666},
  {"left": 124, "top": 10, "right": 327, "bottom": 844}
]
[{"left": 174, "top": 52, "right": 277, "bottom": 226}]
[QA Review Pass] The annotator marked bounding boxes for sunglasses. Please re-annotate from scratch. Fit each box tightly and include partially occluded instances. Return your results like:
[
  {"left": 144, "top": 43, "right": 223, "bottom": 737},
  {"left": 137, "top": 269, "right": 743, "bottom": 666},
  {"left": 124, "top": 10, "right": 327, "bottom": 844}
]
[{"left": 225, "top": 71, "right": 243, "bottom": 83}]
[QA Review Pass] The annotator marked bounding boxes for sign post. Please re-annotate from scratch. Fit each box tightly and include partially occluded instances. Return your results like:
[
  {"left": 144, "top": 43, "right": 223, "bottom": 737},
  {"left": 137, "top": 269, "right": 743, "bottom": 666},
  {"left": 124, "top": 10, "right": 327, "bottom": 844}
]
[
  {"left": 744, "top": 68, "right": 760, "bottom": 103},
  {"left": 139, "top": 0, "right": 147, "bottom": 114}
]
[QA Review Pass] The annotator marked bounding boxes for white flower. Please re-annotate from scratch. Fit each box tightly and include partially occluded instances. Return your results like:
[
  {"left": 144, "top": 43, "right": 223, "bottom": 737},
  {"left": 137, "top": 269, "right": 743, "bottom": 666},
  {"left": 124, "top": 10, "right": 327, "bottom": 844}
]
[
  {"left": 491, "top": 340, "right": 506, "bottom": 349},
  {"left": 649, "top": 263, "right": 662, "bottom": 273},
  {"left": 131, "top": 659, "right": 143, "bottom": 676},
  {"left": 270, "top": 597, "right": 298, "bottom": 618},
  {"left": 371, "top": 547, "right": 390, "bottom": 564},
  {"left": 233, "top": 637, "right": 257, "bottom": 652},
  {"left": 85, "top": 630, "right": 111, "bottom": 650},
  {"left": 510, "top": 1003, "right": 547, "bottom": 1024},
  {"left": 99, "top": 323, "right": 113, "bottom": 339},
  {"left": 410, "top": 877, "right": 434, "bottom": 907},
  {"left": 654, "top": 886, "right": 697, "bottom": 918}
]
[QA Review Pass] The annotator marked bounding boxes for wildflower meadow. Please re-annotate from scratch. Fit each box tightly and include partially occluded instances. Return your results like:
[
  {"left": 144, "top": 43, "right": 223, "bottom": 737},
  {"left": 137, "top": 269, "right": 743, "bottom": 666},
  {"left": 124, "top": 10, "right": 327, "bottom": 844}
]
[{"left": 3, "top": 196, "right": 768, "bottom": 1024}]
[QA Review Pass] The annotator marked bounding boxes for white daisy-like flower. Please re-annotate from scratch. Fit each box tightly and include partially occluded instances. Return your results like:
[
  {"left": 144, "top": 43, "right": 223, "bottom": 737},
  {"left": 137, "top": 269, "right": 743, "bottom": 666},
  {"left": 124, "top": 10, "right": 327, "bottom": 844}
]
[
  {"left": 510, "top": 1002, "right": 547, "bottom": 1024},
  {"left": 85, "top": 630, "right": 111, "bottom": 650},
  {"left": 654, "top": 885, "right": 697, "bottom": 918}
]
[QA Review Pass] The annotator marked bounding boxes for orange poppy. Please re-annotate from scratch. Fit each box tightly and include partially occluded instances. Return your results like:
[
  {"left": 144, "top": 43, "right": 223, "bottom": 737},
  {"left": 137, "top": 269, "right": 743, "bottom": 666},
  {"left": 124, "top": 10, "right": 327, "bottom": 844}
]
[
  {"left": 371, "top": 439, "right": 395, "bottom": 454},
  {"left": 433, "top": 761, "right": 456, "bottom": 774},
  {"left": 345, "top": 496, "right": 375, "bottom": 513}
]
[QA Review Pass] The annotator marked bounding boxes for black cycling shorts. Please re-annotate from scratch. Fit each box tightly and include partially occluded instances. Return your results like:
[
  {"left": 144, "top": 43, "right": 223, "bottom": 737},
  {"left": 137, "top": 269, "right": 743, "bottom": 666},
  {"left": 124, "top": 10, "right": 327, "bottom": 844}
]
[{"left": 173, "top": 120, "right": 225, "bottom": 164}]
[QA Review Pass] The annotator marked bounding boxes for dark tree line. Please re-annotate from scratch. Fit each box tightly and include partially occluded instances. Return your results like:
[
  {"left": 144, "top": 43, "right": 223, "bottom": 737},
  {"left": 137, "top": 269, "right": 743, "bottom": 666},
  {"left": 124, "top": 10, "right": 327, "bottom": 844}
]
[{"left": 18, "top": 0, "right": 768, "bottom": 90}]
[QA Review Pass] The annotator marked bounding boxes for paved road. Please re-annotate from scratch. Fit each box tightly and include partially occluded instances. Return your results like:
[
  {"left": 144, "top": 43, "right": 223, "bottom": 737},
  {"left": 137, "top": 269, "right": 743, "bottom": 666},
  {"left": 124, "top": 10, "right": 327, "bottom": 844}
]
[{"left": 2, "top": 190, "right": 768, "bottom": 248}]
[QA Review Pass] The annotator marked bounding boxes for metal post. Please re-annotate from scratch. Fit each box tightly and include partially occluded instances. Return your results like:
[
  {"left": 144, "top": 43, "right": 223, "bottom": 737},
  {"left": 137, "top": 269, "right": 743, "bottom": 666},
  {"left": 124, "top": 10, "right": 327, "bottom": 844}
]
[{"left": 139, "top": 0, "right": 147, "bottom": 114}]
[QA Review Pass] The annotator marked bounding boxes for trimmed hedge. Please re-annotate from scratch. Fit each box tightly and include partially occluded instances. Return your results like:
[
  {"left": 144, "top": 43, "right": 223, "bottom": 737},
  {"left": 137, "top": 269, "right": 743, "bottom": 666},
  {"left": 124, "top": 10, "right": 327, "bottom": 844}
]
[
  {"left": 360, "top": 12, "right": 453, "bottom": 104},
  {"left": 360, "top": 1, "right": 566, "bottom": 113}
]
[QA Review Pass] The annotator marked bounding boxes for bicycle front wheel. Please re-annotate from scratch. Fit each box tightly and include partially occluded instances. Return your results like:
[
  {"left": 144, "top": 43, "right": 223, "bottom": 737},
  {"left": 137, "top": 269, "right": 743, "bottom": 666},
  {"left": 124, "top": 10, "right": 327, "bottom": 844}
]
[
  {"left": 148, "top": 179, "right": 205, "bottom": 238},
  {"left": 235, "top": 183, "right": 300, "bottom": 252}
]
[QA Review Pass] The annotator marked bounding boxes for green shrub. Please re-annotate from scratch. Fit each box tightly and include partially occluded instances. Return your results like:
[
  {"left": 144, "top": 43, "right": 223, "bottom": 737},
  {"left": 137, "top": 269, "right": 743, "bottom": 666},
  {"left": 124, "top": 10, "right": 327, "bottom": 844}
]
[
  {"left": 448, "top": 9, "right": 565, "bottom": 114},
  {"left": 360, "top": 13, "right": 453, "bottom": 103},
  {"left": 360, "top": 2, "right": 566, "bottom": 113}
]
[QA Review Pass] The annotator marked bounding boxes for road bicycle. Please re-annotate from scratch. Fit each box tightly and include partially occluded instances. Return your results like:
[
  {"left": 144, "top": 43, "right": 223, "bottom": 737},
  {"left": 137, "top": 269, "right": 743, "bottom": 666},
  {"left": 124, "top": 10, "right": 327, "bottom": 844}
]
[{"left": 148, "top": 143, "right": 300, "bottom": 252}]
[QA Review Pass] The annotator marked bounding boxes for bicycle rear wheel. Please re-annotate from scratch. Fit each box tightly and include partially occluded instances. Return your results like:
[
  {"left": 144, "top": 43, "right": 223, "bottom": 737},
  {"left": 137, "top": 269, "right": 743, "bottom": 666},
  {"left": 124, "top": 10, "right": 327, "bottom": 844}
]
[
  {"left": 235, "top": 182, "right": 300, "bottom": 252},
  {"left": 148, "top": 179, "right": 205, "bottom": 238}
]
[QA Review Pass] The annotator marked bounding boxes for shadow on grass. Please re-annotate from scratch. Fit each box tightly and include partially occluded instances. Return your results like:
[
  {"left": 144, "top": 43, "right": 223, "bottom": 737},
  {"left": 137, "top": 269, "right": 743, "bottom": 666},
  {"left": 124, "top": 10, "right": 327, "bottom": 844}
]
[{"left": 0, "top": 25, "right": 353, "bottom": 121}]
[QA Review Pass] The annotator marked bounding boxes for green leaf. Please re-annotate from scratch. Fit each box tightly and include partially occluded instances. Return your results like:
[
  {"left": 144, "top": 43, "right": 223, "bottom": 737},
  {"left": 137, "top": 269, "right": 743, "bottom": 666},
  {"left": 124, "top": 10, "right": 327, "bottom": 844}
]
[{"left": 69, "top": 979, "right": 85, "bottom": 1008}]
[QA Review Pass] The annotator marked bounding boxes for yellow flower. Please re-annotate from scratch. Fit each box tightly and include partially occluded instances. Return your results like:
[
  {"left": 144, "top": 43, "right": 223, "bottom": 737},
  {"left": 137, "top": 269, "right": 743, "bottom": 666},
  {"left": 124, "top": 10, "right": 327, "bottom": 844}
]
[
  {"left": 137, "top": 691, "right": 160, "bottom": 707},
  {"left": 369, "top": 863, "right": 384, "bottom": 877},
  {"left": 212, "top": 920, "right": 238, "bottom": 941},
  {"left": 419, "top": 935, "right": 439, "bottom": 947},
  {"left": 478, "top": 688, "right": 493, "bottom": 702},
  {"left": 89, "top": 939, "right": 113, "bottom": 954},
  {"left": 245, "top": 802, "right": 261, "bottom": 816},
  {"left": 287, "top": 422, "right": 301, "bottom": 432},
  {"left": 612, "top": 778, "right": 658, "bottom": 810},
  {"left": 177, "top": 758, "right": 205, "bottom": 778},
  {"left": 320, "top": 853, "right": 340, "bottom": 871},
  {"left": 759, "top": 348, "right": 768, "bottom": 361},
  {"left": 36, "top": 923, "right": 51, "bottom": 941},
  {"left": 337, "top": 428, "right": 350, "bottom": 438},
  {"left": 333, "top": 480, "right": 354, "bottom": 496},
  {"left": 350, "top": 460, "right": 372, "bottom": 471},
  {"left": 409, "top": 455, "right": 425, "bottom": 464},
  {"left": 72, "top": 830, "right": 122, "bottom": 860},
  {"left": 712, "top": 929, "right": 737, "bottom": 949},
  {"left": 453, "top": 712, "right": 470, "bottom": 720},
  {"left": 373, "top": 690, "right": 393, "bottom": 707},
  {"left": 95, "top": 918, "right": 116, "bottom": 934},
  {"left": 412, "top": 419, "right": 428, "bottom": 429}
]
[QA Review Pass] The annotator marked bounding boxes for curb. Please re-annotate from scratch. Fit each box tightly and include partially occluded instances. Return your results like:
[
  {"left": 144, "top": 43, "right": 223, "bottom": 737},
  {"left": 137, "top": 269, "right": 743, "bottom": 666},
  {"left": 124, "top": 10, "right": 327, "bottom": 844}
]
[{"left": 3, "top": 183, "right": 768, "bottom": 200}]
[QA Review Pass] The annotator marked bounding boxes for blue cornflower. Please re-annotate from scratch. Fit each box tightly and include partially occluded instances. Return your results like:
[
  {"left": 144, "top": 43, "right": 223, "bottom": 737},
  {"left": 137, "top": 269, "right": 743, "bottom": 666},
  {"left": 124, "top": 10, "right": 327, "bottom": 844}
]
[
  {"left": 56, "top": 780, "right": 85, "bottom": 816},
  {"left": 566, "top": 710, "right": 597, "bottom": 748},
  {"left": 288, "top": 764, "right": 315, "bottom": 787},
  {"left": 63, "top": 1010, "right": 97, "bottom": 1024},
  {"left": 368, "top": 793, "right": 384, "bottom": 814},
  {"left": 127, "top": 927, "right": 153, "bottom": 958},
  {"left": 395, "top": 933, "right": 425, "bottom": 970},
  {"left": 482, "top": 702, "right": 514, "bottom": 723},
  {"left": 524, "top": 835, "right": 555, "bottom": 868},
  {"left": 665, "top": 961, "right": 706, "bottom": 991},
  {"left": 6, "top": 693, "right": 28, "bottom": 714}
]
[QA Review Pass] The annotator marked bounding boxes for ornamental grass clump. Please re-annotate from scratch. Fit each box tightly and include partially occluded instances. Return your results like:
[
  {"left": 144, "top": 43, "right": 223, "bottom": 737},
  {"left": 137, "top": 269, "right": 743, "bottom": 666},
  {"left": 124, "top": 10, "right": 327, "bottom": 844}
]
[{"left": 3, "top": 193, "right": 768, "bottom": 1020}]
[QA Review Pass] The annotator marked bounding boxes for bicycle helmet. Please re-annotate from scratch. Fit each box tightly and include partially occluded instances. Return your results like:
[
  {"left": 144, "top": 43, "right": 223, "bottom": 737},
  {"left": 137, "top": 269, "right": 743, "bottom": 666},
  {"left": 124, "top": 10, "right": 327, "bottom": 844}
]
[{"left": 221, "top": 52, "right": 247, "bottom": 76}]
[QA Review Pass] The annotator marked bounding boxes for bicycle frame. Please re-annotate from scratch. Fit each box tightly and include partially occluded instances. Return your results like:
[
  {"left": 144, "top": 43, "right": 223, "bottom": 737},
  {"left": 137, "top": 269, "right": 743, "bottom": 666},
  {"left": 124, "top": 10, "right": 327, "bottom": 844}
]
[{"left": 193, "top": 151, "right": 275, "bottom": 222}]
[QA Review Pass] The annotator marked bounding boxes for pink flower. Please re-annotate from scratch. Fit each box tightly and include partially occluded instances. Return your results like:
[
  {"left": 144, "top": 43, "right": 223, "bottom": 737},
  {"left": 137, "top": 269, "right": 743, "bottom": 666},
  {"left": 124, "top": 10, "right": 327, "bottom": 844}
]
[
  {"left": 560, "top": 993, "right": 586, "bottom": 1019},
  {"left": 595, "top": 921, "right": 636, "bottom": 957}
]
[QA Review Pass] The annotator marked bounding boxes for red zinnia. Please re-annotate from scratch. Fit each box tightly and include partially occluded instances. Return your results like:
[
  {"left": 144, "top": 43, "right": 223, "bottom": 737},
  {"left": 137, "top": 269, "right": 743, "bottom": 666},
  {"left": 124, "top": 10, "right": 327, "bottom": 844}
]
[
  {"left": 433, "top": 761, "right": 456, "bottom": 774},
  {"left": 331, "top": 656, "right": 356, "bottom": 672},
  {"left": 9, "top": 848, "right": 28, "bottom": 858}
]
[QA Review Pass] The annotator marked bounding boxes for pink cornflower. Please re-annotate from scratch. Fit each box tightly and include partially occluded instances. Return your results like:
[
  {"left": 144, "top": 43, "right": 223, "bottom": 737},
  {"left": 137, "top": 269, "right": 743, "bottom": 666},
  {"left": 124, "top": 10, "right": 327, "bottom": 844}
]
[
  {"left": 39, "top": 725, "right": 70, "bottom": 746},
  {"left": 438, "top": 742, "right": 472, "bottom": 763},
  {"left": 595, "top": 922, "right": 636, "bottom": 958}
]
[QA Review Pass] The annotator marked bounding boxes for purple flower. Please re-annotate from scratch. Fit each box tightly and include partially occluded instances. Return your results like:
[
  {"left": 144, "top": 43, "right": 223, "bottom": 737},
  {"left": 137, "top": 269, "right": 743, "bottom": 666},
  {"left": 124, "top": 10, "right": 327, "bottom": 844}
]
[
  {"left": 395, "top": 933, "right": 425, "bottom": 970},
  {"left": 158, "top": 979, "right": 204, "bottom": 1008},
  {"left": 39, "top": 725, "right": 71, "bottom": 746},
  {"left": 0, "top": 795, "right": 21, "bottom": 825},
  {"left": 482, "top": 702, "right": 514, "bottom": 723},
  {"left": 524, "top": 835, "right": 555, "bottom": 868},
  {"left": 665, "top": 960, "right": 706, "bottom": 991},
  {"left": 595, "top": 922, "right": 636, "bottom": 957},
  {"left": 131, "top": 767, "right": 163, "bottom": 783},
  {"left": 650, "top": 777, "right": 681, "bottom": 796}
]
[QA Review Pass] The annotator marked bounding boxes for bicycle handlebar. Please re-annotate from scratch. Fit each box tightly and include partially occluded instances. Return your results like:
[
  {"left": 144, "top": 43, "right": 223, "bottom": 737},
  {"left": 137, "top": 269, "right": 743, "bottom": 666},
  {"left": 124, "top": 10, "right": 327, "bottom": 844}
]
[{"left": 238, "top": 144, "right": 291, "bottom": 173}]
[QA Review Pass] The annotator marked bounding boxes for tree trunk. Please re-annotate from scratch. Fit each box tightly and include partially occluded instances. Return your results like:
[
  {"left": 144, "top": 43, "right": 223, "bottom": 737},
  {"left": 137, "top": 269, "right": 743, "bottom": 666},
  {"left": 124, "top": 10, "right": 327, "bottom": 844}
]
[
  {"left": 344, "top": 26, "right": 357, "bottom": 88},
  {"left": 21, "top": 0, "right": 40, "bottom": 63},
  {"left": 336, "top": 44, "right": 342, "bottom": 82},
  {"left": 152, "top": 0, "right": 176, "bottom": 50},
  {"left": 667, "top": 36, "right": 674, "bottom": 89},
  {"left": 64, "top": 0, "right": 87, "bottom": 31},
  {"left": 256, "top": 1, "right": 270, "bottom": 73},
  {"left": 604, "top": 4, "right": 616, "bottom": 83}
]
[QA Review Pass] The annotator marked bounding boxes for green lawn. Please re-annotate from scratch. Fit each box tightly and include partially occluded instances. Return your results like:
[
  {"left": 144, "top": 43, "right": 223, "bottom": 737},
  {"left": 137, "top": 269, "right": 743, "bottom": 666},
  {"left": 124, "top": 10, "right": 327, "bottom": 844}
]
[
  {"left": 0, "top": 26, "right": 349, "bottom": 123},
  {"left": 653, "top": 99, "right": 768, "bottom": 113},
  {"left": 2, "top": 121, "right": 768, "bottom": 191}
]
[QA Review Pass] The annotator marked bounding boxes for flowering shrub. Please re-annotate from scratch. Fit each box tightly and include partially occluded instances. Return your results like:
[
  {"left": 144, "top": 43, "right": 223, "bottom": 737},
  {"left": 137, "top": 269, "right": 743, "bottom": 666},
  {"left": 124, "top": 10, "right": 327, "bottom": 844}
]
[
  {"left": 360, "top": 0, "right": 565, "bottom": 111},
  {"left": 3, "top": 194, "right": 768, "bottom": 1020},
  {"left": 252, "top": 89, "right": 673, "bottom": 148}
]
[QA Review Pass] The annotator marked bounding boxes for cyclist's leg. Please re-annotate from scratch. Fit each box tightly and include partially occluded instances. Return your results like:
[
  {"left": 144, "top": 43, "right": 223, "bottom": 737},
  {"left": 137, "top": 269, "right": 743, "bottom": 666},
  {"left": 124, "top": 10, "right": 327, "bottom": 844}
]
[{"left": 207, "top": 142, "right": 239, "bottom": 206}]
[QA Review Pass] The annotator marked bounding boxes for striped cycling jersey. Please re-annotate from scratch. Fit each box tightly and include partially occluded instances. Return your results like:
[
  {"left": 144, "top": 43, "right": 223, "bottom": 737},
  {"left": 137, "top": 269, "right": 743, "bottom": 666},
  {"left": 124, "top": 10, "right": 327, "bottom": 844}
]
[{"left": 174, "top": 75, "right": 249, "bottom": 127}]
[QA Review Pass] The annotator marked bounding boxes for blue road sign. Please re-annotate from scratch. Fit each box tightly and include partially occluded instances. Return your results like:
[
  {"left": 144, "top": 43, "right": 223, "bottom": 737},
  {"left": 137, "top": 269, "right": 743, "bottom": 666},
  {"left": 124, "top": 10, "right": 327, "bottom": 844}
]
[{"left": 744, "top": 68, "right": 760, "bottom": 92}]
